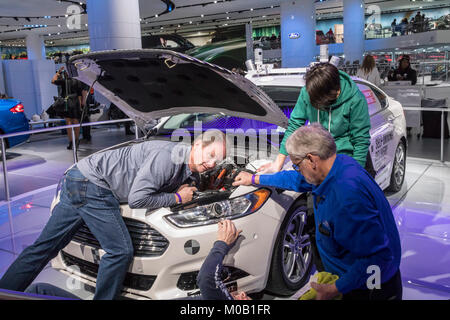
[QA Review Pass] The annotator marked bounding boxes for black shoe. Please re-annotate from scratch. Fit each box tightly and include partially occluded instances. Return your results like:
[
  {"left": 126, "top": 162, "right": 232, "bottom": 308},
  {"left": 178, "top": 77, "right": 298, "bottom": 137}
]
[{"left": 67, "top": 141, "right": 73, "bottom": 150}]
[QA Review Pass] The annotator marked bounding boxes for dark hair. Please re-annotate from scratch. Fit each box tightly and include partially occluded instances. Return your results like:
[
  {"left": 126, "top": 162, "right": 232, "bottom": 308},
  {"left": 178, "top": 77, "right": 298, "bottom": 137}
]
[
  {"left": 361, "top": 55, "right": 376, "bottom": 74},
  {"left": 305, "top": 63, "right": 341, "bottom": 110}
]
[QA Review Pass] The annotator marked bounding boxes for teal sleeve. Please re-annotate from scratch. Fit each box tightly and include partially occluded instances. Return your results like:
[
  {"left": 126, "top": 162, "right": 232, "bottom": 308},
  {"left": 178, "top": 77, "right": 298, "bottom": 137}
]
[
  {"left": 349, "top": 92, "right": 371, "bottom": 167},
  {"left": 279, "top": 88, "right": 307, "bottom": 156}
]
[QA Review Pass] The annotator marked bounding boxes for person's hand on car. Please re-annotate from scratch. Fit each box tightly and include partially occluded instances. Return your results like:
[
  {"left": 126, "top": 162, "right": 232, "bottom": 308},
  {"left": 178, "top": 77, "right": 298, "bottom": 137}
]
[
  {"left": 176, "top": 185, "right": 197, "bottom": 203},
  {"left": 232, "top": 172, "right": 255, "bottom": 187},
  {"left": 257, "top": 154, "right": 286, "bottom": 173},
  {"left": 217, "top": 219, "right": 242, "bottom": 246},
  {"left": 257, "top": 161, "right": 281, "bottom": 174}
]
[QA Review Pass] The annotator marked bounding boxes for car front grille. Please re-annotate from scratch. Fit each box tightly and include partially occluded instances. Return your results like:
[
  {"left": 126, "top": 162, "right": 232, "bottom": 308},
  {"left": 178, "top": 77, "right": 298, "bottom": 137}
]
[
  {"left": 61, "top": 252, "right": 156, "bottom": 291},
  {"left": 72, "top": 217, "right": 169, "bottom": 257}
]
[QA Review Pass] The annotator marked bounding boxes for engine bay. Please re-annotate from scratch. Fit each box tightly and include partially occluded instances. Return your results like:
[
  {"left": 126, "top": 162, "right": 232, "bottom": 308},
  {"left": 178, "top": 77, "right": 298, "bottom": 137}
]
[{"left": 171, "top": 155, "right": 254, "bottom": 211}]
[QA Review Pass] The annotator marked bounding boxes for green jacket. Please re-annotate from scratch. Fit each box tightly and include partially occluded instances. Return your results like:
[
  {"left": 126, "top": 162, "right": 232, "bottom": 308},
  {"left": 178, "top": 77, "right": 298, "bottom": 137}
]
[{"left": 279, "top": 70, "right": 371, "bottom": 167}]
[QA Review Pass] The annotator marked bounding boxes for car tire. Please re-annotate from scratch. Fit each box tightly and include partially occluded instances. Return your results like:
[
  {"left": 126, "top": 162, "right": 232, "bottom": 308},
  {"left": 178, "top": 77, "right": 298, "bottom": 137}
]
[
  {"left": 265, "top": 199, "right": 313, "bottom": 296},
  {"left": 386, "top": 141, "right": 406, "bottom": 192}
]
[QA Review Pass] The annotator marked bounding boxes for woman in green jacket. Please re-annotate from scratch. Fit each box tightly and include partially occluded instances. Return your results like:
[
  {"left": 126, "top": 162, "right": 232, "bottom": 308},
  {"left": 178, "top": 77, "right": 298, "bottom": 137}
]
[{"left": 259, "top": 63, "right": 371, "bottom": 173}]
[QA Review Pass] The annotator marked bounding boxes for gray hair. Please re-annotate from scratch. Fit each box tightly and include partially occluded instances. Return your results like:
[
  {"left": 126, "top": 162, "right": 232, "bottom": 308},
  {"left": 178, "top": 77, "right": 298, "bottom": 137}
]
[{"left": 285, "top": 123, "right": 336, "bottom": 160}]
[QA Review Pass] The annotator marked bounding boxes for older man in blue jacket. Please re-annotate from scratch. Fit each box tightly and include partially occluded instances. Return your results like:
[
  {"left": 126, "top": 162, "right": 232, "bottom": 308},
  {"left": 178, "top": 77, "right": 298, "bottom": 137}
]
[{"left": 233, "top": 123, "right": 402, "bottom": 300}]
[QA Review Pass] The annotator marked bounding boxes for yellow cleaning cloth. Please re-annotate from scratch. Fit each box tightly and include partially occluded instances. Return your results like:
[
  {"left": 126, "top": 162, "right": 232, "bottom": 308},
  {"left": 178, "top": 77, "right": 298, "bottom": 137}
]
[{"left": 299, "top": 272, "right": 343, "bottom": 300}]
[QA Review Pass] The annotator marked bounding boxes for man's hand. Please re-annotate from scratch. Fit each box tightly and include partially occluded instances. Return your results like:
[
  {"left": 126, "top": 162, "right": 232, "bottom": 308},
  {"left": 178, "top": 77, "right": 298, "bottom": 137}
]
[
  {"left": 232, "top": 172, "right": 255, "bottom": 187},
  {"left": 217, "top": 219, "right": 242, "bottom": 246},
  {"left": 176, "top": 186, "right": 197, "bottom": 203},
  {"left": 310, "top": 282, "right": 340, "bottom": 300},
  {"left": 176, "top": 184, "right": 190, "bottom": 192}
]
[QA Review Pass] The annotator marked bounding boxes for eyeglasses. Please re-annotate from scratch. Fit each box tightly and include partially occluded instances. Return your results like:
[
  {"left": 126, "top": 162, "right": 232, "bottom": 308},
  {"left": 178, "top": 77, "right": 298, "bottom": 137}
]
[{"left": 292, "top": 157, "right": 307, "bottom": 172}]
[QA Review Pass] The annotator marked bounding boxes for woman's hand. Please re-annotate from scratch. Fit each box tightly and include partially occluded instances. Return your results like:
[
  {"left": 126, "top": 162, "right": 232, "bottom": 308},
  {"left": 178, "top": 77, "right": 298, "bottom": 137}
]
[{"left": 257, "top": 154, "right": 287, "bottom": 173}]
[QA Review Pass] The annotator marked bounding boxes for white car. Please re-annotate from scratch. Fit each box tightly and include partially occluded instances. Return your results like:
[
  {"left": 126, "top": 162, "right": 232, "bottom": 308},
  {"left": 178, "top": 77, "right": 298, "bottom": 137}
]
[{"left": 51, "top": 50, "right": 407, "bottom": 299}]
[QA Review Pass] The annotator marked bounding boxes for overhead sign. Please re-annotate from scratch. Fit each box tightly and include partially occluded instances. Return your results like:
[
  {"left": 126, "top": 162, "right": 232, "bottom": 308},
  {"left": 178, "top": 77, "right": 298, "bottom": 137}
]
[{"left": 288, "top": 33, "right": 301, "bottom": 39}]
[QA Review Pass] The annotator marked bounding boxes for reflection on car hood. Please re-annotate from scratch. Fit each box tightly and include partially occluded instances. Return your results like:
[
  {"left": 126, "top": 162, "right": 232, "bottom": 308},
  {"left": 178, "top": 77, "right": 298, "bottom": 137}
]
[{"left": 67, "top": 49, "right": 288, "bottom": 130}]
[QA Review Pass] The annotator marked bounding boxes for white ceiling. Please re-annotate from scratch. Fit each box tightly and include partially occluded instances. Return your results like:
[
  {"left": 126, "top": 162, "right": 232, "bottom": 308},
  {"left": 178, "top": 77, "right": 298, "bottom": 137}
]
[{"left": 0, "top": 0, "right": 447, "bottom": 47}]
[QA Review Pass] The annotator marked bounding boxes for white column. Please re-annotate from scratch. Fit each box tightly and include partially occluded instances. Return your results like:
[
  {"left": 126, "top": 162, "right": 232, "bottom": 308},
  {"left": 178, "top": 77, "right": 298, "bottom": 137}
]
[
  {"left": 281, "top": 0, "right": 316, "bottom": 68},
  {"left": 87, "top": 0, "right": 142, "bottom": 51},
  {"left": 245, "top": 22, "right": 254, "bottom": 62},
  {"left": 343, "top": 0, "right": 365, "bottom": 64},
  {"left": 26, "top": 34, "right": 45, "bottom": 60}
]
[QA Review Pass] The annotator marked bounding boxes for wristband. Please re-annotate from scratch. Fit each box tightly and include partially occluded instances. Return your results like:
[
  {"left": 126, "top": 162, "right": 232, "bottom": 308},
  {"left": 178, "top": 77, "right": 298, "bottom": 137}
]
[
  {"left": 175, "top": 192, "right": 182, "bottom": 203},
  {"left": 251, "top": 174, "right": 257, "bottom": 185}
]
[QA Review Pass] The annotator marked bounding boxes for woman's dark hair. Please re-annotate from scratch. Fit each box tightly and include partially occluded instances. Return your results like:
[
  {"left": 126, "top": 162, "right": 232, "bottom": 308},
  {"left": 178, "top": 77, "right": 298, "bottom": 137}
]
[
  {"left": 305, "top": 63, "right": 341, "bottom": 110},
  {"left": 361, "top": 55, "right": 376, "bottom": 74}
]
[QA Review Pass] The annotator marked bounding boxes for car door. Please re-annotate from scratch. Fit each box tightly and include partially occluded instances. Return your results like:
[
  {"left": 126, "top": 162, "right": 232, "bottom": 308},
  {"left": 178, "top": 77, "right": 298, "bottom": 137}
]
[{"left": 356, "top": 81, "right": 395, "bottom": 189}]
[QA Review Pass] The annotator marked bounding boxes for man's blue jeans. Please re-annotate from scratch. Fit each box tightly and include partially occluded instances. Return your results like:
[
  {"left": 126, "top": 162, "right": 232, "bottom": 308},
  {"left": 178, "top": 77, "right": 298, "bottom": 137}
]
[{"left": 0, "top": 166, "right": 134, "bottom": 300}]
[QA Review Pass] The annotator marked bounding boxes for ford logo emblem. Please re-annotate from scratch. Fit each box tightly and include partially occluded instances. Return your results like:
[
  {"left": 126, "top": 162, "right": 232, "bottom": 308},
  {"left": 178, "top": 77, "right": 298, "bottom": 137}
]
[{"left": 288, "top": 32, "right": 300, "bottom": 39}]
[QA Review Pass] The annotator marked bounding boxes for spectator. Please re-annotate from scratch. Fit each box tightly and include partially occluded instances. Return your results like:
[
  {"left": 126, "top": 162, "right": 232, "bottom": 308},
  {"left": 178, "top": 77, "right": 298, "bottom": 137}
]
[
  {"left": 399, "top": 18, "right": 408, "bottom": 35},
  {"left": 51, "top": 66, "right": 84, "bottom": 150},
  {"left": 326, "top": 28, "right": 335, "bottom": 43},
  {"left": 270, "top": 33, "right": 277, "bottom": 41},
  {"left": 356, "top": 55, "right": 381, "bottom": 87},
  {"left": 388, "top": 55, "right": 417, "bottom": 85},
  {"left": 391, "top": 19, "right": 397, "bottom": 36}
]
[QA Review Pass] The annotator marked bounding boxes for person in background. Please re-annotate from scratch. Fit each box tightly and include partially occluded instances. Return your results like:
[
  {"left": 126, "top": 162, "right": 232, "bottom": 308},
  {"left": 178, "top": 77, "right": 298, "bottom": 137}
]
[
  {"left": 326, "top": 28, "right": 335, "bottom": 43},
  {"left": 391, "top": 19, "right": 397, "bottom": 36},
  {"left": 356, "top": 55, "right": 381, "bottom": 87},
  {"left": 399, "top": 18, "right": 408, "bottom": 35},
  {"left": 51, "top": 66, "right": 84, "bottom": 150},
  {"left": 388, "top": 55, "right": 417, "bottom": 85}
]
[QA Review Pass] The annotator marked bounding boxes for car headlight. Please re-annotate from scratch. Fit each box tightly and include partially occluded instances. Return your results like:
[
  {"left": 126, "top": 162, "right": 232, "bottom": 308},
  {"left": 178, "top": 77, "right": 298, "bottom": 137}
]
[{"left": 165, "top": 188, "right": 271, "bottom": 228}]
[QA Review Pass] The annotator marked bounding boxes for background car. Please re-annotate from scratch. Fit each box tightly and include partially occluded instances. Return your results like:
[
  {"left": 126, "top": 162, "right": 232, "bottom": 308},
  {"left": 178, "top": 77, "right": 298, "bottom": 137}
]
[
  {"left": 0, "top": 98, "right": 30, "bottom": 149},
  {"left": 186, "top": 38, "right": 247, "bottom": 70},
  {"left": 50, "top": 50, "right": 406, "bottom": 299},
  {"left": 142, "top": 34, "right": 195, "bottom": 53}
]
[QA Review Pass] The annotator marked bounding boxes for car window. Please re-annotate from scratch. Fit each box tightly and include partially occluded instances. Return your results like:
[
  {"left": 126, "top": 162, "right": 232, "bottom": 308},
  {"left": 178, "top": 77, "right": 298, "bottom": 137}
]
[
  {"left": 355, "top": 82, "right": 382, "bottom": 116},
  {"left": 370, "top": 86, "right": 388, "bottom": 109},
  {"left": 162, "top": 113, "right": 282, "bottom": 132},
  {"left": 258, "top": 86, "right": 301, "bottom": 108}
]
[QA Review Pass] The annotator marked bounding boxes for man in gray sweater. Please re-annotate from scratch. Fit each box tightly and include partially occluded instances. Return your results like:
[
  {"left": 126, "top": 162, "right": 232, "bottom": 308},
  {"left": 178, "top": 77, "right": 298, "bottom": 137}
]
[{"left": 0, "top": 131, "right": 227, "bottom": 300}]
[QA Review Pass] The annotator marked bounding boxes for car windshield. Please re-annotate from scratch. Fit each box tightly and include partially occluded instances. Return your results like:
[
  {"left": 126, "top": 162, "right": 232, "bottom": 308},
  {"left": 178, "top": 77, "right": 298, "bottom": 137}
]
[{"left": 157, "top": 86, "right": 301, "bottom": 138}]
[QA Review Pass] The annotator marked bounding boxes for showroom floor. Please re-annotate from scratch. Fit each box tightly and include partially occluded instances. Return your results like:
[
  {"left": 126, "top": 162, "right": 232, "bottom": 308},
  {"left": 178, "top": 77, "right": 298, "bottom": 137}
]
[{"left": 0, "top": 127, "right": 449, "bottom": 300}]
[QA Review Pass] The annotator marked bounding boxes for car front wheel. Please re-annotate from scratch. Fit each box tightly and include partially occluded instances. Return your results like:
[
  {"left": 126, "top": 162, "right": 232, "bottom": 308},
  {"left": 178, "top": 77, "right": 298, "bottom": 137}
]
[
  {"left": 387, "top": 141, "right": 406, "bottom": 192},
  {"left": 266, "top": 200, "right": 313, "bottom": 296}
]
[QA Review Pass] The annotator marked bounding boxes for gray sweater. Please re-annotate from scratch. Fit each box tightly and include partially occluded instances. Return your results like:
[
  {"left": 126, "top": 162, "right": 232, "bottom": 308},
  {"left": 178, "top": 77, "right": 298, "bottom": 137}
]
[{"left": 77, "top": 140, "right": 195, "bottom": 209}]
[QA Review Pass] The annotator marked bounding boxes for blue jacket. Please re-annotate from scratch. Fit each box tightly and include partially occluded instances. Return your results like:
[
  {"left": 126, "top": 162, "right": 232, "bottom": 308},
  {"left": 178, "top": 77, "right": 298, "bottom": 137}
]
[
  {"left": 196, "top": 241, "right": 234, "bottom": 300},
  {"left": 259, "top": 154, "right": 401, "bottom": 294}
]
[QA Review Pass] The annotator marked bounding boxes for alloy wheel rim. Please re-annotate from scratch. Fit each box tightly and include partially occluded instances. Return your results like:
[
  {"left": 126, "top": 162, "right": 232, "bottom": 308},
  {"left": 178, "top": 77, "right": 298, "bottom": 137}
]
[
  {"left": 394, "top": 144, "right": 405, "bottom": 186},
  {"left": 281, "top": 208, "right": 311, "bottom": 283}
]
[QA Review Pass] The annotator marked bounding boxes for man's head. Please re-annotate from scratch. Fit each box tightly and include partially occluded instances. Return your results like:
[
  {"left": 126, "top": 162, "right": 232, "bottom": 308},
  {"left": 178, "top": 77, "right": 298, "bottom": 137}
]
[
  {"left": 285, "top": 123, "right": 337, "bottom": 185},
  {"left": 400, "top": 55, "right": 410, "bottom": 70},
  {"left": 305, "top": 63, "right": 341, "bottom": 110},
  {"left": 189, "top": 130, "right": 227, "bottom": 173}
]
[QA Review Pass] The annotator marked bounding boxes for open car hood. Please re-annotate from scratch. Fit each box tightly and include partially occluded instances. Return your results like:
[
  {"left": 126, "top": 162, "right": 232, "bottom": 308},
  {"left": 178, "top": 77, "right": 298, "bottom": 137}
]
[{"left": 67, "top": 49, "right": 288, "bottom": 130}]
